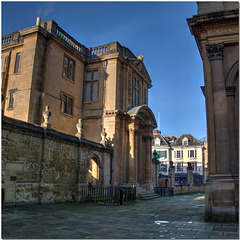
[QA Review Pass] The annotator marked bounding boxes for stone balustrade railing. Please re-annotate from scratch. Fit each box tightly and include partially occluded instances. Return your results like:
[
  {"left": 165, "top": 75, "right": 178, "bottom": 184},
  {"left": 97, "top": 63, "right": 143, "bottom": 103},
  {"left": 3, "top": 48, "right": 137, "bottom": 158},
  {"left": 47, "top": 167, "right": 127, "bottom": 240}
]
[
  {"left": 89, "top": 41, "right": 136, "bottom": 60},
  {"left": 2, "top": 20, "right": 137, "bottom": 62},
  {"left": 2, "top": 32, "right": 23, "bottom": 47},
  {"left": 90, "top": 45, "right": 108, "bottom": 56},
  {"left": 55, "top": 25, "right": 88, "bottom": 58}
]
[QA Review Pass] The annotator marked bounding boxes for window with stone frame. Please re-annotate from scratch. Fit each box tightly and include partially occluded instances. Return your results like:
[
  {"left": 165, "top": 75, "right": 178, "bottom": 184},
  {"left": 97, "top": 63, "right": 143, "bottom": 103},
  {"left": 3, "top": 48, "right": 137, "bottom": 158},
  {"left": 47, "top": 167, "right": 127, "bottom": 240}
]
[
  {"left": 14, "top": 52, "right": 21, "bottom": 73},
  {"left": 133, "top": 77, "right": 140, "bottom": 106},
  {"left": 174, "top": 150, "right": 183, "bottom": 159},
  {"left": 188, "top": 150, "right": 197, "bottom": 159},
  {"left": 176, "top": 162, "right": 184, "bottom": 172},
  {"left": 63, "top": 55, "right": 75, "bottom": 81},
  {"left": 8, "top": 90, "right": 16, "bottom": 109},
  {"left": 84, "top": 70, "right": 98, "bottom": 102},
  {"left": 160, "top": 151, "right": 167, "bottom": 159},
  {"left": 192, "top": 162, "right": 197, "bottom": 172},
  {"left": 61, "top": 92, "right": 73, "bottom": 116}
]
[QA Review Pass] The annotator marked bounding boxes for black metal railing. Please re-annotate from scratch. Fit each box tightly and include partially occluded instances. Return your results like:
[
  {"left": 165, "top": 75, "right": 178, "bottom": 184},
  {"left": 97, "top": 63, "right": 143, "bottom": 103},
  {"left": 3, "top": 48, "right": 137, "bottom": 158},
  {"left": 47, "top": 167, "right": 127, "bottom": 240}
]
[
  {"left": 154, "top": 187, "right": 174, "bottom": 197},
  {"left": 80, "top": 185, "right": 136, "bottom": 205}
]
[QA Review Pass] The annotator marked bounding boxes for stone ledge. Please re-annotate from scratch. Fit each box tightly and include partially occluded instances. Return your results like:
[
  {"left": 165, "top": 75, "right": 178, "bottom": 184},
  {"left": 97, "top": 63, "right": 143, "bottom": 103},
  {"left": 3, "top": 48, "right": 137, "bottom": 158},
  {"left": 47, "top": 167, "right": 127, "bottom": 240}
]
[{"left": 2, "top": 115, "right": 113, "bottom": 152}]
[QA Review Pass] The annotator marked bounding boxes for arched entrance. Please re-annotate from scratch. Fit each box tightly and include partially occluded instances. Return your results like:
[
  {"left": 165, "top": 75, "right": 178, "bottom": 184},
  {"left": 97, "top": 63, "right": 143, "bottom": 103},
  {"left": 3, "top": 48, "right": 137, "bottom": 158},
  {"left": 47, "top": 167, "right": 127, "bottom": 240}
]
[
  {"left": 127, "top": 105, "right": 158, "bottom": 191},
  {"left": 88, "top": 156, "right": 100, "bottom": 186}
]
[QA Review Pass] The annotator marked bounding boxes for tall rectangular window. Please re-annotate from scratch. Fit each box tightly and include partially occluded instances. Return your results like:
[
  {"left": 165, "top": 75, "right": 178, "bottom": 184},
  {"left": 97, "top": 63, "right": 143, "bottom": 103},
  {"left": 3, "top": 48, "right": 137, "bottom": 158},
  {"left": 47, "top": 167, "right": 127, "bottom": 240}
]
[
  {"left": 192, "top": 162, "right": 197, "bottom": 172},
  {"left": 188, "top": 150, "right": 197, "bottom": 158},
  {"left": 84, "top": 70, "right": 98, "bottom": 102},
  {"left": 133, "top": 77, "right": 140, "bottom": 106},
  {"left": 174, "top": 150, "right": 183, "bottom": 159},
  {"left": 176, "top": 162, "right": 184, "bottom": 172},
  {"left": 8, "top": 90, "right": 16, "bottom": 108},
  {"left": 14, "top": 52, "right": 21, "bottom": 73},
  {"left": 61, "top": 93, "right": 73, "bottom": 116},
  {"left": 63, "top": 55, "right": 75, "bottom": 81}
]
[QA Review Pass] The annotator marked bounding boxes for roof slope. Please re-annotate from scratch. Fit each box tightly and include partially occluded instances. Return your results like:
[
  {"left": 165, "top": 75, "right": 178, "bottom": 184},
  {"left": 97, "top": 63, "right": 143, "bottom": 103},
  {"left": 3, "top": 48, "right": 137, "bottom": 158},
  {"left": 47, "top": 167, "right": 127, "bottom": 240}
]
[{"left": 172, "top": 134, "right": 202, "bottom": 146}]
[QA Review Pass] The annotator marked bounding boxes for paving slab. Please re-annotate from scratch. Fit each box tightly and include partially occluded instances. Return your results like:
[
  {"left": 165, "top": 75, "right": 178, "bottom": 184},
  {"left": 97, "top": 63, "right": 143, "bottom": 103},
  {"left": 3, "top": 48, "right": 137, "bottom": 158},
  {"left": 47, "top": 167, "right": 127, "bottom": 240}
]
[{"left": 2, "top": 193, "right": 239, "bottom": 239}]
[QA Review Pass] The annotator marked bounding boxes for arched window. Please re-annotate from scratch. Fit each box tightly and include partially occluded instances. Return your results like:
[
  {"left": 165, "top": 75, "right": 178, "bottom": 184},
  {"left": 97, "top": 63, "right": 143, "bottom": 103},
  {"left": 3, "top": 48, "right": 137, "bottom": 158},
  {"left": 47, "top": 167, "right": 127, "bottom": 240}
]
[{"left": 88, "top": 156, "right": 100, "bottom": 186}]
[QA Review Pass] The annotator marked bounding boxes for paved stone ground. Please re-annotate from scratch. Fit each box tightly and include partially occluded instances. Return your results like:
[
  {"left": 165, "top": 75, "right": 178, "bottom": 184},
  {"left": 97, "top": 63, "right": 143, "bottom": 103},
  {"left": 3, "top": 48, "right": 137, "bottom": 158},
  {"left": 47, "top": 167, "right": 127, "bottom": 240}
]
[{"left": 2, "top": 193, "right": 239, "bottom": 239}]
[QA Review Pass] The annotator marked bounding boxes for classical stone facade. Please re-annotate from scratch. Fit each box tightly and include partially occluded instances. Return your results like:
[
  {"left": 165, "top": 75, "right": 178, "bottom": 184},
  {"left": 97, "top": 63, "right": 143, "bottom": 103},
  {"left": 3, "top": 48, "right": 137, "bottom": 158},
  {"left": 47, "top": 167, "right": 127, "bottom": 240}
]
[
  {"left": 2, "top": 18, "right": 157, "bottom": 193},
  {"left": 2, "top": 115, "right": 112, "bottom": 204},
  {"left": 188, "top": 2, "right": 239, "bottom": 221}
]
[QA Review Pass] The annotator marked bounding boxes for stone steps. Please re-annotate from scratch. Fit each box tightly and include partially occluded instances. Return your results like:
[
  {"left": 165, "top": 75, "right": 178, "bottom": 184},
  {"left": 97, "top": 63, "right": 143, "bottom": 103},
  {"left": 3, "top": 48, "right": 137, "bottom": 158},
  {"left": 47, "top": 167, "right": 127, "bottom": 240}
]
[{"left": 138, "top": 192, "right": 160, "bottom": 200}]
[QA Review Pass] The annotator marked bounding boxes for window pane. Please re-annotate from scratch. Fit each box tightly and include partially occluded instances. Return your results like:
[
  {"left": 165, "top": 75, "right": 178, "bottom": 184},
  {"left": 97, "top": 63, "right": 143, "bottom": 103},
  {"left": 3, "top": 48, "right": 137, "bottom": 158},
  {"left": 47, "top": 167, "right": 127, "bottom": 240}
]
[
  {"left": 69, "top": 60, "right": 74, "bottom": 80},
  {"left": 62, "top": 95, "right": 67, "bottom": 113},
  {"left": 92, "top": 81, "right": 98, "bottom": 102},
  {"left": 85, "top": 82, "right": 91, "bottom": 102},
  {"left": 93, "top": 70, "right": 98, "bottom": 80},
  {"left": 137, "top": 80, "right": 139, "bottom": 89},
  {"left": 86, "top": 72, "right": 91, "bottom": 81},
  {"left": 136, "top": 90, "right": 139, "bottom": 105},
  {"left": 14, "top": 53, "right": 21, "bottom": 73},
  {"left": 9, "top": 91, "right": 15, "bottom": 108},
  {"left": 67, "top": 97, "right": 73, "bottom": 115},
  {"left": 64, "top": 57, "right": 69, "bottom": 78},
  {"left": 133, "top": 88, "right": 136, "bottom": 105},
  {"left": 190, "top": 150, "right": 195, "bottom": 158}
]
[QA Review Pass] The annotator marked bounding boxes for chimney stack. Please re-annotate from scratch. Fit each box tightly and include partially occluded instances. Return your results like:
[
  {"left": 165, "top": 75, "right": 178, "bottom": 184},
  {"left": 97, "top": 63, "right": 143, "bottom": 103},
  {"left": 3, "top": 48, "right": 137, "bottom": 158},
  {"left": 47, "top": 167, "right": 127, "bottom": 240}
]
[{"left": 36, "top": 17, "right": 41, "bottom": 26}]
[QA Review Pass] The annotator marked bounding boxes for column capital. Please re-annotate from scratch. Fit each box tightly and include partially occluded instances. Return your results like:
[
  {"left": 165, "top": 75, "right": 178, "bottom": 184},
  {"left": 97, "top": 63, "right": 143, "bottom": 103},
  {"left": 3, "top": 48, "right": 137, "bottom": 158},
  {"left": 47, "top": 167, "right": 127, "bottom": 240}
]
[{"left": 206, "top": 43, "right": 224, "bottom": 61}]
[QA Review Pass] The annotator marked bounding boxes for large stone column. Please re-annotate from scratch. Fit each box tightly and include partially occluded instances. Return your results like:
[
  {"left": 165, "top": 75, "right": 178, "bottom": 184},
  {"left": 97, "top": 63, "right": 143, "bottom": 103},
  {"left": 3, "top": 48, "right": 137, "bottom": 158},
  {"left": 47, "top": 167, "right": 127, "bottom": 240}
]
[
  {"left": 128, "top": 128, "right": 135, "bottom": 184},
  {"left": 169, "top": 161, "right": 175, "bottom": 195},
  {"left": 187, "top": 162, "right": 193, "bottom": 193},
  {"left": 145, "top": 137, "right": 152, "bottom": 183},
  {"left": 205, "top": 43, "right": 237, "bottom": 222}
]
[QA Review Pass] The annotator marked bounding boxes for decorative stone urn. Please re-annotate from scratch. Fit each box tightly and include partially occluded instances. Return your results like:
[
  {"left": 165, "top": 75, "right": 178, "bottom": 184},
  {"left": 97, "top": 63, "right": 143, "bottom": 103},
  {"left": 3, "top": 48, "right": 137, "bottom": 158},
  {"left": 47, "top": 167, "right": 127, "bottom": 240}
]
[{"left": 41, "top": 105, "right": 51, "bottom": 129}]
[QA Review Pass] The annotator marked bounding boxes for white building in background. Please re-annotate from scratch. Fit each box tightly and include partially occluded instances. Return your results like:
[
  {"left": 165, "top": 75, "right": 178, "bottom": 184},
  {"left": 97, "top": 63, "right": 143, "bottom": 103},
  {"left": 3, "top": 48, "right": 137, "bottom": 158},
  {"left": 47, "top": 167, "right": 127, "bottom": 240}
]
[{"left": 152, "top": 132, "right": 207, "bottom": 185}]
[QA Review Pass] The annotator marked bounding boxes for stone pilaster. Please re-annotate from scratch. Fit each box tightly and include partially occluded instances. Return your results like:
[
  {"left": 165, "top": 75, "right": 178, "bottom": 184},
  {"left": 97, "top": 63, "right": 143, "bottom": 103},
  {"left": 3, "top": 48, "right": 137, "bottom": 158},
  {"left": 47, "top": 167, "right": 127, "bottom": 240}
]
[
  {"left": 206, "top": 43, "right": 230, "bottom": 174},
  {"left": 204, "top": 43, "right": 237, "bottom": 221},
  {"left": 128, "top": 128, "right": 135, "bottom": 184}
]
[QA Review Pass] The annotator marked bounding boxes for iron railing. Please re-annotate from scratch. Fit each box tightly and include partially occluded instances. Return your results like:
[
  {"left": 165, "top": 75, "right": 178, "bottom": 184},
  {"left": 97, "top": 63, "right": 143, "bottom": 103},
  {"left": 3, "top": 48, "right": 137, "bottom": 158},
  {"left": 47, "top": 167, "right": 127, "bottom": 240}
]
[
  {"left": 154, "top": 187, "right": 174, "bottom": 197},
  {"left": 80, "top": 185, "right": 136, "bottom": 205}
]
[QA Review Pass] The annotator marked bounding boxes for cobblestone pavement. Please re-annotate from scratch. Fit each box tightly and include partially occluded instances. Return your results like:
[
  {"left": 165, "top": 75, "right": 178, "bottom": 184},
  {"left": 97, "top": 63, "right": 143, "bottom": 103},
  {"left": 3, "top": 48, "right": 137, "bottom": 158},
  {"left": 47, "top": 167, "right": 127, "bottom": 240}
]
[{"left": 2, "top": 193, "right": 239, "bottom": 239}]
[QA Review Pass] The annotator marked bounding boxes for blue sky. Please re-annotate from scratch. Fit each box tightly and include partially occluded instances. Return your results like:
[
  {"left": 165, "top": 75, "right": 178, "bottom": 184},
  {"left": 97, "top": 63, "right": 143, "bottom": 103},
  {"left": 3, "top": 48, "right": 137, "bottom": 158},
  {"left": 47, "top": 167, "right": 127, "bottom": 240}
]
[{"left": 1, "top": 1, "right": 206, "bottom": 140}]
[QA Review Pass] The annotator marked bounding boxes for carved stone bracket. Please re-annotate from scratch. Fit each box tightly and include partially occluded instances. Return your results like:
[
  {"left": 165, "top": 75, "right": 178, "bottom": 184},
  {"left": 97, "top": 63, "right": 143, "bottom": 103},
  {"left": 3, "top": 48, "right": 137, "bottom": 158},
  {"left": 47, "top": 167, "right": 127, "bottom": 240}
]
[{"left": 206, "top": 43, "right": 224, "bottom": 61}]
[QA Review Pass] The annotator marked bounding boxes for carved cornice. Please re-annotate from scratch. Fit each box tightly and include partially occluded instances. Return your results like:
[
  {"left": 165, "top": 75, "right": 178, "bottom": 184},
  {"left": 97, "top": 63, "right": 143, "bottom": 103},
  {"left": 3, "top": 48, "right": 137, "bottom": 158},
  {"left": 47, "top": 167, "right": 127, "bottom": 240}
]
[
  {"left": 206, "top": 43, "right": 224, "bottom": 61},
  {"left": 104, "top": 110, "right": 127, "bottom": 118}
]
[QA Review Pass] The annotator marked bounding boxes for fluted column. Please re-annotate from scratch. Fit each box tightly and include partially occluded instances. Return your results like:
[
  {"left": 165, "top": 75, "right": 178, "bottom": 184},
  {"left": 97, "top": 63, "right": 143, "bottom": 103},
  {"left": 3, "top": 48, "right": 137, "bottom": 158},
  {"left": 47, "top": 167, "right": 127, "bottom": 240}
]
[{"left": 206, "top": 43, "right": 230, "bottom": 174}]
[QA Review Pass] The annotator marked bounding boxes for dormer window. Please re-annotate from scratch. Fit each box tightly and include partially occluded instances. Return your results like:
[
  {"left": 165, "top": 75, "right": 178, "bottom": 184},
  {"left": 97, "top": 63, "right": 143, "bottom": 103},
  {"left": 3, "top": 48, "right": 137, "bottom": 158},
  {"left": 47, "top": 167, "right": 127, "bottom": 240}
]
[
  {"left": 182, "top": 137, "right": 189, "bottom": 146},
  {"left": 155, "top": 138, "right": 160, "bottom": 146}
]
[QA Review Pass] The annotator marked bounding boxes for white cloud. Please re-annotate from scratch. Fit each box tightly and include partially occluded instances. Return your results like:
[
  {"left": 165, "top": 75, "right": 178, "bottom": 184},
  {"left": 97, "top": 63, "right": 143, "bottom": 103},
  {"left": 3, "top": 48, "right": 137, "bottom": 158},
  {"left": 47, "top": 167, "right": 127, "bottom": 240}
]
[{"left": 36, "top": 2, "right": 55, "bottom": 18}]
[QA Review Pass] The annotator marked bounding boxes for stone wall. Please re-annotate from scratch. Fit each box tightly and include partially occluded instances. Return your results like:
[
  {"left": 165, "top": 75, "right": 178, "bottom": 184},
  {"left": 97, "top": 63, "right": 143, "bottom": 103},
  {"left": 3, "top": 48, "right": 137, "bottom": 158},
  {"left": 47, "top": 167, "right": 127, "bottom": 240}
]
[
  {"left": 175, "top": 185, "right": 205, "bottom": 195},
  {"left": 2, "top": 116, "right": 113, "bottom": 205}
]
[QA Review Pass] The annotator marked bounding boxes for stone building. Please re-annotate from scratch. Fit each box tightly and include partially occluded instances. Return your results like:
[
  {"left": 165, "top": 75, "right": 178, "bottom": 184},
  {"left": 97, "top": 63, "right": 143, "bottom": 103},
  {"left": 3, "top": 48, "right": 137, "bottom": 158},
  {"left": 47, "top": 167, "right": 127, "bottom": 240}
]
[
  {"left": 187, "top": 2, "right": 239, "bottom": 221},
  {"left": 1, "top": 18, "right": 157, "bottom": 193}
]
